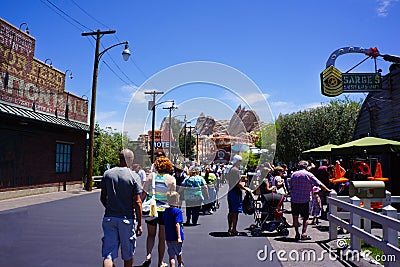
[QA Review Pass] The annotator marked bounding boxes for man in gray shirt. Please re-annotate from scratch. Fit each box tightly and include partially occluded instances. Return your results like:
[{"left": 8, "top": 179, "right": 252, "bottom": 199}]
[{"left": 100, "top": 149, "right": 143, "bottom": 267}]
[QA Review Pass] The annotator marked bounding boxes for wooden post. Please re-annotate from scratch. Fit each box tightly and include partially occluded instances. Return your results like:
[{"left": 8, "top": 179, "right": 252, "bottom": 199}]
[
  {"left": 383, "top": 190, "right": 392, "bottom": 208},
  {"left": 382, "top": 205, "right": 398, "bottom": 267},
  {"left": 329, "top": 190, "right": 338, "bottom": 240},
  {"left": 363, "top": 198, "right": 371, "bottom": 233},
  {"left": 350, "top": 196, "right": 361, "bottom": 251}
]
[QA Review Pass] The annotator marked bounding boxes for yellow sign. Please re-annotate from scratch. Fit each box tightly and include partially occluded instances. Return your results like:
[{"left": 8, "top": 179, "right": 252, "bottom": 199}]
[{"left": 320, "top": 65, "right": 343, "bottom": 97}]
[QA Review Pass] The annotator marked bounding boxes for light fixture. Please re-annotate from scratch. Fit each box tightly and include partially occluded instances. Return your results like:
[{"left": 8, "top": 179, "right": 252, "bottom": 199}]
[
  {"left": 45, "top": 58, "right": 52, "bottom": 67},
  {"left": 65, "top": 69, "right": 73, "bottom": 79},
  {"left": 122, "top": 43, "right": 131, "bottom": 61},
  {"left": 19, "top": 22, "right": 29, "bottom": 34}
]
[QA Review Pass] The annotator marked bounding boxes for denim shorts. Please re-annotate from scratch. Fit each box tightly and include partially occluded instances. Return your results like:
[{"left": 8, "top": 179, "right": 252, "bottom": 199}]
[
  {"left": 102, "top": 217, "right": 137, "bottom": 261},
  {"left": 228, "top": 190, "right": 243, "bottom": 213},
  {"left": 166, "top": 241, "right": 183, "bottom": 257}
]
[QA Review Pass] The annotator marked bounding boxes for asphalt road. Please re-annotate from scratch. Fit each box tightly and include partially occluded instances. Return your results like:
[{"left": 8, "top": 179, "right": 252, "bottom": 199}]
[{"left": 0, "top": 188, "right": 281, "bottom": 267}]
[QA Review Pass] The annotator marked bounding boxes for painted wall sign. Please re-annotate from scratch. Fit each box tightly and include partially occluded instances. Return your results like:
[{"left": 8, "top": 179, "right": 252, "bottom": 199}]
[{"left": 0, "top": 18, "right": 88, "bottom": 123}]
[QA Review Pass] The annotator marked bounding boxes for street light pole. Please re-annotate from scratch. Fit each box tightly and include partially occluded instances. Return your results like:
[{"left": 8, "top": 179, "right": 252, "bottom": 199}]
[
  {"left": 82, "top": 29, "right": 130, "bottom": 191},
  {"left": 145, "top": 90, "right": 164, "bottom": 163}
]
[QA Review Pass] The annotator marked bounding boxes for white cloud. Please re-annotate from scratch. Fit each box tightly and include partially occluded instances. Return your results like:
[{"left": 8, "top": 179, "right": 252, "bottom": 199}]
[
  {"left": 97, "top": 120, "right": 124, "bottom": 132},
  {"left": 96, "top": 111, "right": 118, "bottom": 121},
  {"left": 120, "top": 84, "right": 139, "bottom": 92},
  {"left": 377, "top": 0, "right": 398, "bottom": 17},
  {"left": 270, "top": 101, "right": 325, "bottom": 118},
  {"left": 221, "top": 91, "right": 270, "bottom": 106}
]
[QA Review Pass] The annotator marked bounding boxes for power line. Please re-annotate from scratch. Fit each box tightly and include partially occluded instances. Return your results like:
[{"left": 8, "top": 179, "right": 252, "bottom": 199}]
[
  {"left": 41, "top": 0, "right": 85, "bottom": 32},
  {"left": 69, "top": 0, "right": 111, "bottom": 30},
  {"left": 100, "top": 43, "right": 139, "bottom": 87},
  {"left": 41, "top": 0, "right": 148, "bottom": 93},
  {"left": 102, "top": 60, "right": 138, "bottom": 89},
  {"left": 42, "top": 0, "right": 93, "bottom": 32}
]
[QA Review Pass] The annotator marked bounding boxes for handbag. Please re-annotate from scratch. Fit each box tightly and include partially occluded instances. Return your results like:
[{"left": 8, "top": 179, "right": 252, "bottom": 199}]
[{"left": 142, "top": 173, "right": 158, "bottom": 220}]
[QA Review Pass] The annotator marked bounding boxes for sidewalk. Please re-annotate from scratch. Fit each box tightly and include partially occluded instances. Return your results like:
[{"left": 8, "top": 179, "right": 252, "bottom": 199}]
[
  {"left": 267, "top": 200, "right": 377, "bottom": 267},
  {"left": 0, "top": 188, "right": 97, "bottom": 212},
  {"left": 0, "top": 186, "right": 281, "bottom": 267}
]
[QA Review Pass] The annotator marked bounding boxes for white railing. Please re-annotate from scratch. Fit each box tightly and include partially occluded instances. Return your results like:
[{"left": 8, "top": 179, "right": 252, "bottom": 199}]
[{"left": 328, "top": 191, "right": 400, "bottom": 267}]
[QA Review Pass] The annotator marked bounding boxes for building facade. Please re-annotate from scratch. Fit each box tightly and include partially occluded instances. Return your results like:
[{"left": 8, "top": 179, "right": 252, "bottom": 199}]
[
  {"left": 353, "top": 64, "right": 400, "bottom": 196},
  {"left": 0, "top": 18, "right": 89, "bottom": 197}
]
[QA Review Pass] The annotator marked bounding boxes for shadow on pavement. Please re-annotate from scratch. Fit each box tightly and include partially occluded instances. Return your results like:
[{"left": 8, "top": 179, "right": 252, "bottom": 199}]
[{"left": 209, "top": 231, "right": 248, "bottom": 237}]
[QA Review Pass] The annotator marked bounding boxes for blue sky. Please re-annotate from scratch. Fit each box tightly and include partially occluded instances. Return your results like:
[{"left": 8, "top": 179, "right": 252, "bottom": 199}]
[{"left": 2, "top": 0, "right": 400, "bottom": 139}]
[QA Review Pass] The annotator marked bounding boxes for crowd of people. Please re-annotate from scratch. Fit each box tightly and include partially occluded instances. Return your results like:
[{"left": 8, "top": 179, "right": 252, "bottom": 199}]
[
  {"left": 99, "top": 150, "right": 227, "bottom": 267},
  {"left": 99, "top": 149, "right": 336, "bottom": 266}
]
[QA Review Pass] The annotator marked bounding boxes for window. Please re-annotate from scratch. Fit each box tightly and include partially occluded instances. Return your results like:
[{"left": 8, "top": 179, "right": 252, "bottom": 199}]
[{"left": 56, "top": 143, "right": 72, "bottom": 173}]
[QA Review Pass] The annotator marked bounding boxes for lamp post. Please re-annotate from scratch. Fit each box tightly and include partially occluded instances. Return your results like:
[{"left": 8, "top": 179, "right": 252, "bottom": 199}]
[{"left": 82, "top": 29, "right": 130, "bottom": 191}]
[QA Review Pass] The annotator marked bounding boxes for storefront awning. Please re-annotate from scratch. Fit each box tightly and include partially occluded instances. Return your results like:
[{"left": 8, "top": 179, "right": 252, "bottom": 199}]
[{"left": 0, "top": 102, "right": 90, "bottom": 132}]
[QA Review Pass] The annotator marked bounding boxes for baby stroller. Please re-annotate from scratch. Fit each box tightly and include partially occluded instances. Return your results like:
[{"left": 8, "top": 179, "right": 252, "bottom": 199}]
[{"left": 244, "top": 192, "right": 289, "bottom": 237}]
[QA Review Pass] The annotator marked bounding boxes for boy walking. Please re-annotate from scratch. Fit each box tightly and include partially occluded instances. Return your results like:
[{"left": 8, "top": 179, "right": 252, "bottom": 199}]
[{"left": 163, "top": 192, "right": 184, "bottom": 267}]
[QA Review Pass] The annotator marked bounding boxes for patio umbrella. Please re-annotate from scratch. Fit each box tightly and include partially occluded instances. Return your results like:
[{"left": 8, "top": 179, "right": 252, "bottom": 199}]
[
  {"left": 331, "top": 136, "right": 400, "bottom": 155},
  {"left": 302, "top": 144, "right": 338, "bottom": 156}
]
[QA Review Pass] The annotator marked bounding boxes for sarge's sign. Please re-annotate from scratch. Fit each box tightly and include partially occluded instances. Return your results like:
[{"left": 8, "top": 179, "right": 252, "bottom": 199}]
[
  {"left": 321, "top": 66, "right": 381, "bottom": 96},
  {"left": 321, "top": 46, "right": 383, "bottom": 97},
  {"left": 342, "top": 73, "right": 381, "bottom": 92}
]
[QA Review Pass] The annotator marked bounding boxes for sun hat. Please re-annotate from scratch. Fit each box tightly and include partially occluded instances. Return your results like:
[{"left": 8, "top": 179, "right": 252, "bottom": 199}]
[
  {"left": 188, "top": 166, "right": 201, "bottom": 173},
  {"left": 232, "top": 155, "right": 243, "bottom": 165}
]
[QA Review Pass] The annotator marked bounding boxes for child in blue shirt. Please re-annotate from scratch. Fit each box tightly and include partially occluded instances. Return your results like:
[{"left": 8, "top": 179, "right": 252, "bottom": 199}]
[{"left": 164, "top": 191, "right": 184, "bottom": 267}]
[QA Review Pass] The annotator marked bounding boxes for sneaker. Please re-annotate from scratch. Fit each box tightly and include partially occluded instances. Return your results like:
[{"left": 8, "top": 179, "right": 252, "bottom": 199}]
[
  {"left": 178, "top": 263, "right": 184, "bottom": 267},
  {"left": 159, "top": 262, "right": 168, "bottom": 267},
  {"left": 142, "top": 259, "right": 151, "bottom": 267}
]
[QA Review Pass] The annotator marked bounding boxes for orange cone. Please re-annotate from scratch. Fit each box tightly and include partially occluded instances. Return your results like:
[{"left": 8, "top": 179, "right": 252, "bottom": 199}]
[{"left": 374, "top": 162, "right": 382, "bottom": 178}]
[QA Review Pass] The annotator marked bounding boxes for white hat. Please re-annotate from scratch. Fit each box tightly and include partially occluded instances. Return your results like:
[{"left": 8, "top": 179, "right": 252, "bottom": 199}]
[
  {"left": 232, "top": 155, "right": 243, "bottom": 165},
  {"left": 188, "top": 166, "right": 201, "bottom": 173}
]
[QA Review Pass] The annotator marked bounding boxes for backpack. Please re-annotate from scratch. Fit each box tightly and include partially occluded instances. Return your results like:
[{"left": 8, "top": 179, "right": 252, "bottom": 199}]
[{"left": 243, "top": 191, "right": 255, "bottom": 215}]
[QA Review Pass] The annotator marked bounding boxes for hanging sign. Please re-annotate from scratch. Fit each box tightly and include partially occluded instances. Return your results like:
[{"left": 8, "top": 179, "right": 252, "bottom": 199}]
[{"left": 321, "top": 47, "right": 382, "bottom": 97}]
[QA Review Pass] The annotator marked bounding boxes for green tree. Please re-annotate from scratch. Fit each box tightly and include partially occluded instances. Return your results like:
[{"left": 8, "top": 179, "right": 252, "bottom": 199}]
[
  {"left": 240, "top": 150, "right": 259, "bottom": 167},
  {"left": 275, "top": 97, "right": 362, "bottom": 163},
  {"left": 92, "top": 124, "right": 124, "bottom": 176}
]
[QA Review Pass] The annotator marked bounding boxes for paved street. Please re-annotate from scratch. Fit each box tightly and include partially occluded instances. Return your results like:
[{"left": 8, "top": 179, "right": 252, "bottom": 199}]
[
  {"left": 0, "top": 187, "right": 377, "bottom": 267},
  {"left": 0, "top": 188, "right": 281, "bottom": 267}
]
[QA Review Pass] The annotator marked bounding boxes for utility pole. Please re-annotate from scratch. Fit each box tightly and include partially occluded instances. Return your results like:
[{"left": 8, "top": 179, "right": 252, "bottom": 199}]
[
  {"left": 163, "top": 101, "right": 176, "bottom": 159},
  {"left": 145, "top": 90, "right": 164, "bottom": 163},
  {"left": 82, "top": 29, "right": 123, "bottom": 191}
]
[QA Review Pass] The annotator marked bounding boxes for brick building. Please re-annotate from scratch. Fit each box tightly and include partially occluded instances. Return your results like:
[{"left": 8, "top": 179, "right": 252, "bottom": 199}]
[{"left": 0, "top": 18, "right": 89, "bottom": 198}]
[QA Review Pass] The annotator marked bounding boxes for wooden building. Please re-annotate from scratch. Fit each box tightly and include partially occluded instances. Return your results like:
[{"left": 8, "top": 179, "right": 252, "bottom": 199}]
[
  {"left": 0, "top": 18, "right": 89, "bottom": 198},
  {"left": 353, "top": 64, "right": 400, "bottom": 196}
]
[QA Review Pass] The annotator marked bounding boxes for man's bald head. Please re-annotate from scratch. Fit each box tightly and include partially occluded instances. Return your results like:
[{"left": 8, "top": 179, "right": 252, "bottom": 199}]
[{"left": 119, "top": 149, "right": 134, "bottom": 167}]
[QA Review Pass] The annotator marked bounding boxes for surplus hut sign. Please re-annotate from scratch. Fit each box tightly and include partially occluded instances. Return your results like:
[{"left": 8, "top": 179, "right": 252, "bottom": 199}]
[
  {"left": 342, "top": 73, "right": 381, "bottom": 92},
  {"left": 321, "top": 46, "right": 382, "bottom": 97}
]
